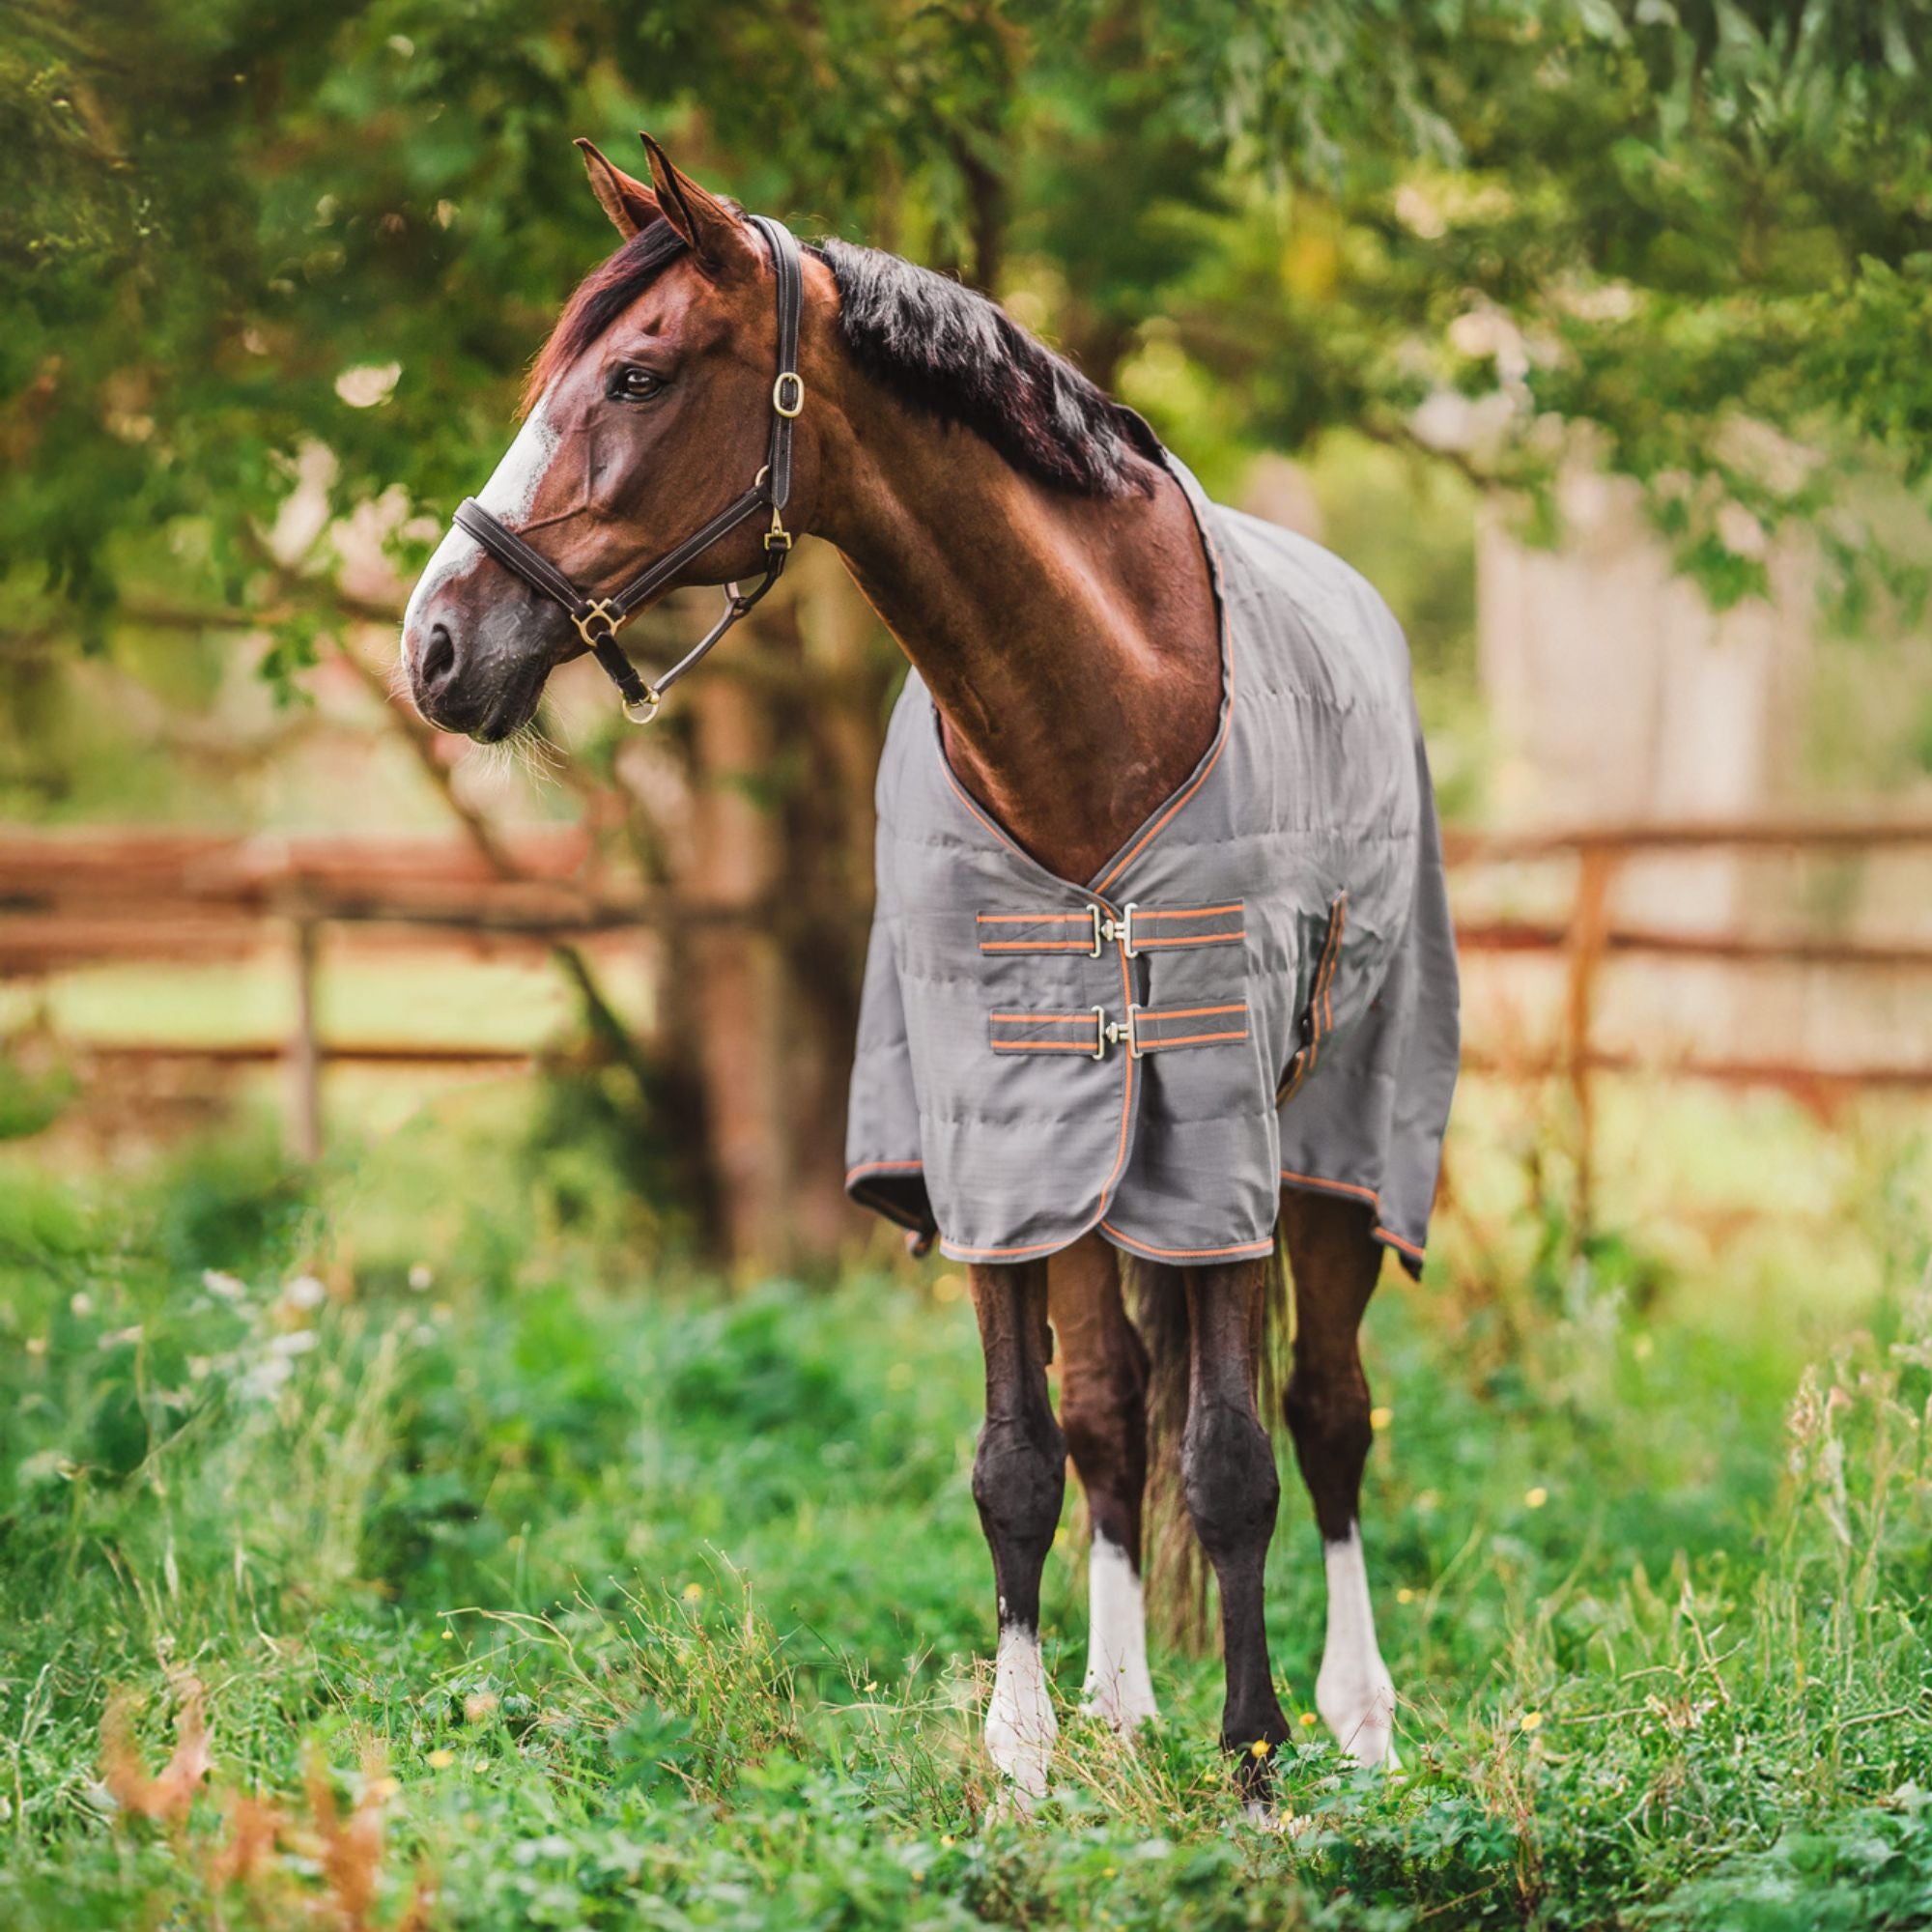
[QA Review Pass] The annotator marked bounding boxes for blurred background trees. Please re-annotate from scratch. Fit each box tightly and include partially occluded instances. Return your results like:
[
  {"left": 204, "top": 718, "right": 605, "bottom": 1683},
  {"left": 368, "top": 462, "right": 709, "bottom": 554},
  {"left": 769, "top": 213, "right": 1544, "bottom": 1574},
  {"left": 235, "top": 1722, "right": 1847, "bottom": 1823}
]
[{"left": 4, "top": 0, "right": 1930, "bottom": 1264}]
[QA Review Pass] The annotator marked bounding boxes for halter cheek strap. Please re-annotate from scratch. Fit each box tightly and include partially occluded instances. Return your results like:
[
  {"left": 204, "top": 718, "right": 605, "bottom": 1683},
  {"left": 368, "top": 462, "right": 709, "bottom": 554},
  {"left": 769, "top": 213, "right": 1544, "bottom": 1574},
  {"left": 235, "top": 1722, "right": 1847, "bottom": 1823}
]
[{"left": 449, "top": 213, "right": 805, "bottom": 723}]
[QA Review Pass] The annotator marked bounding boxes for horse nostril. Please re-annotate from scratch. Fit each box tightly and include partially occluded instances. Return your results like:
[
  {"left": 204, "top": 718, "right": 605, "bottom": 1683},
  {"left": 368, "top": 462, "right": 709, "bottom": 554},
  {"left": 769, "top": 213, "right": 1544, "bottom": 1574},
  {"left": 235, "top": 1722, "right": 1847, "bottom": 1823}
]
[{"left": 419, "top": 622, "right": 458, "bottom": 693}]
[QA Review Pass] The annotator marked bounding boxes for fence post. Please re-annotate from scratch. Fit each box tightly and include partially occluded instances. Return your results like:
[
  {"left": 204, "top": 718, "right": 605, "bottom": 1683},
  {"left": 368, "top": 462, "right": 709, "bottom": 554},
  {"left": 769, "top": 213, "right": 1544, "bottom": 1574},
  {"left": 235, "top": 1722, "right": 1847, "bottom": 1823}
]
[
  {"left": 286, "top": 916, "right": 324, "bottom": 1161},
  {"left": 1564, "top": 846, "right": 1617, "bottom": 1237}
]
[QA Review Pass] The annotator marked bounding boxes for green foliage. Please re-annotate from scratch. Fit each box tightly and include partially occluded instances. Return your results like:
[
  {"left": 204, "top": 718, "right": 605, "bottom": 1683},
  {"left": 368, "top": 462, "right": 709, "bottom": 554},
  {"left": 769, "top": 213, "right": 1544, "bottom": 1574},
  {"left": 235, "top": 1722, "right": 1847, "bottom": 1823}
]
[
  {"left": 3, "top": 0, "right": 1930, "bottom": 679},
  {"left": 0, "top": 1114, "right": 1928, "bottom": 1927}
]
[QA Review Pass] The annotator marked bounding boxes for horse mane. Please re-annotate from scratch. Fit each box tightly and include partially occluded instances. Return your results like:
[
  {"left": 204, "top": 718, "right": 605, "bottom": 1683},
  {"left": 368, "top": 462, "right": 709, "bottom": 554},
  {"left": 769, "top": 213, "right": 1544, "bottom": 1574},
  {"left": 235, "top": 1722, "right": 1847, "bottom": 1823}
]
[
  {"left": 812, "top": 239, "right": 1159, "bottom": 498},
  {"left": 523, "top": 219, "right": 1160, "bottom": 498}
]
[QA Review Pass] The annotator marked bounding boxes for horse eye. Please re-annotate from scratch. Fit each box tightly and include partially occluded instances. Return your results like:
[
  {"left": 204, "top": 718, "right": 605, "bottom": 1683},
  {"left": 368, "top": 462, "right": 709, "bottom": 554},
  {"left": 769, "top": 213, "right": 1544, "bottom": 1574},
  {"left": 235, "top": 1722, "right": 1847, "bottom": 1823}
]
[{"left": 614, "top": 367, "right": 664, "bottom": 401}]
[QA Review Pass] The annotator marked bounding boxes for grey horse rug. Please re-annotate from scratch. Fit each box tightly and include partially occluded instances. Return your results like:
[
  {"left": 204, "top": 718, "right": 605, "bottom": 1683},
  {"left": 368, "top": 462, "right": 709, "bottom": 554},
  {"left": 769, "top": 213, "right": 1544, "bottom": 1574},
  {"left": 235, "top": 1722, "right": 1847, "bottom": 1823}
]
[{"left": 844, "top": 456, "right": 1460, "bottom": 1274}]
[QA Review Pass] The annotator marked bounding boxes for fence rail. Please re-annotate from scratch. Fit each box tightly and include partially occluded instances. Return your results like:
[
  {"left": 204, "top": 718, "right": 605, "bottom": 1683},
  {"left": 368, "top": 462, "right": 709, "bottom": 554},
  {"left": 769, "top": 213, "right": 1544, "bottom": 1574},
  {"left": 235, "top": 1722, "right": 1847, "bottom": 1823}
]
[{"left": 4, "top": 816, "right": 1929, "bottom": 1161}]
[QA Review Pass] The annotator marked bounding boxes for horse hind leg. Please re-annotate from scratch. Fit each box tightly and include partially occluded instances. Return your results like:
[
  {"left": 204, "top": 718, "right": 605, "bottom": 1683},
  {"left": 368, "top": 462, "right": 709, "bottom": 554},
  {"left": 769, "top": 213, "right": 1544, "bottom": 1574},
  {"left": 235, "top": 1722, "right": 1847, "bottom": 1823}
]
[
  {"left": 1047, "top": 1236, "right": 1157, "bottom": 1731},
  {"left": 1177, "top": 1258, "right": 1292, "bottom": 1793},
  {"left": 968, "top": 1259, "right": 1065, "bottom": 1802},
  {"left": 1280, "top": 1187, "right": 1400, "bottom": 1768}
]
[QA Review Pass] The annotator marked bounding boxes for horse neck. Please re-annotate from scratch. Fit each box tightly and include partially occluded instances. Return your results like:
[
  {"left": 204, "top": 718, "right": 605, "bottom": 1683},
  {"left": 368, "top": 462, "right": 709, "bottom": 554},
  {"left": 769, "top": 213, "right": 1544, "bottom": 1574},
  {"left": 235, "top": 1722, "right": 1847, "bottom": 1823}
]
[{"left": 816, "top": 389, "right": 1222, "bottom": 885}]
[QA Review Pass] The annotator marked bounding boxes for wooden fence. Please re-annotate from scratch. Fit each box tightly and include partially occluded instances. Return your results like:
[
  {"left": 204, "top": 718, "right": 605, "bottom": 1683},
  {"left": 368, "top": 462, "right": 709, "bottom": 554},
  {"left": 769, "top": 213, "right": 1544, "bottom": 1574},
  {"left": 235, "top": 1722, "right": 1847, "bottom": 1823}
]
[{"left": 3, "top": 815, "right": 1929, "bottom": 1165}]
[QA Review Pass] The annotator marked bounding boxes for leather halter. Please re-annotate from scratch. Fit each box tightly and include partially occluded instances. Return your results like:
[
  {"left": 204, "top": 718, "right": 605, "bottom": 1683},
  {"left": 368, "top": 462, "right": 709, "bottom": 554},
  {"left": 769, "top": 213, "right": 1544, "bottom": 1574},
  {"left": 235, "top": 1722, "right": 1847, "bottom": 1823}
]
[{"left": 449, "top": 214, "right": 805, "bottom": 723}]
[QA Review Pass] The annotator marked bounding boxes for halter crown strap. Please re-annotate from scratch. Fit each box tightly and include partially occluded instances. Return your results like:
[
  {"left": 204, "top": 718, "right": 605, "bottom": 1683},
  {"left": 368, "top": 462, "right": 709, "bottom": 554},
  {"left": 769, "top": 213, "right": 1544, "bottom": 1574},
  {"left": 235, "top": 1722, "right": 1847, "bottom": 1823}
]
[{"left": 450, "top": 213, "right": 805, "bottom": 722}]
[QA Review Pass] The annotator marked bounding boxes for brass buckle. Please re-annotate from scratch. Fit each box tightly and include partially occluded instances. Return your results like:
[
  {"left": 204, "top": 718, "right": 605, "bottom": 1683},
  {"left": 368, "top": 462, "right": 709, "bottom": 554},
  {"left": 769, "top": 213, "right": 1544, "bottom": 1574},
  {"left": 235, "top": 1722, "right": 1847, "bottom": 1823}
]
[
  {"left": 765, "top": 506, "right": 793, "bottom": 554},
  {"left": 573, "top": 598, "right": 622, "bottom": 649},
  {"left": 772, "top": 371, "right": 805, "bottom": 418}
]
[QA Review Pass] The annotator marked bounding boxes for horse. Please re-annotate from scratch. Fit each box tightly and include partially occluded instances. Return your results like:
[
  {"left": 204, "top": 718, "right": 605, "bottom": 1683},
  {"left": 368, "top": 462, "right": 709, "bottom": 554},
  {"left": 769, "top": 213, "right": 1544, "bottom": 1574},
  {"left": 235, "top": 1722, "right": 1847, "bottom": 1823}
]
[{"left": 401, "top": 134, "right": 1460, "bottom": 1807}]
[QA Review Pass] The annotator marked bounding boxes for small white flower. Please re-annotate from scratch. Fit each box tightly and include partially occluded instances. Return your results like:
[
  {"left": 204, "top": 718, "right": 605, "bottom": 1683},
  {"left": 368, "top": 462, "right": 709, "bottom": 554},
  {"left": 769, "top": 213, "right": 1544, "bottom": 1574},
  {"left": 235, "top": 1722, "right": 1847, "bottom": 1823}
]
[
  {"left": 203, "top": 1271, "right": 248, "bottom": 1302},
  {"left": 270, "top": 1330, "right": 319, "bottom": 1358},
  {"left": 70, "top": 1292, "right": 94, "bottom": 1318},
  {"left": 335, "top": 361, "right": 400, "bottom": 409},
  {"left": 99, "top": 1325, "right": 144, "bottom": 1350},
  {"left": 240, "top": 1355, "right": 294, "bottom": 1402},
  {"left": 408, "top": 1264, "right": 434, "bottom": 1293},
  {"left": 284, "top": 1274, "right": 327, "bottom": 1311}
]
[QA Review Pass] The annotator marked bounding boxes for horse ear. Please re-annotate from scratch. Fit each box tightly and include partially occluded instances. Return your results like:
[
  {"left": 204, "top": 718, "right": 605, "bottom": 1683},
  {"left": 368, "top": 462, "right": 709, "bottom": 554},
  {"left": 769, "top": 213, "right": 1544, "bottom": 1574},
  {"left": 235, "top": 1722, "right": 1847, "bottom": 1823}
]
[
  {"left": 638, "top": 132, "right": 757, "bottom": 270},
  {"left": 575, "top": 138, "right": 660, "bottom": 239}
]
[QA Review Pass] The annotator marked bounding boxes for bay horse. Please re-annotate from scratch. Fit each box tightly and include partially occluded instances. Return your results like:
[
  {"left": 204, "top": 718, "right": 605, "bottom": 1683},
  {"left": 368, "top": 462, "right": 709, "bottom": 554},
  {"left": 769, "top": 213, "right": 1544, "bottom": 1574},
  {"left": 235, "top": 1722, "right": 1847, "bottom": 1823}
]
[{"left": 402, "top": 135, "right": 1459, "bottom": 1806}]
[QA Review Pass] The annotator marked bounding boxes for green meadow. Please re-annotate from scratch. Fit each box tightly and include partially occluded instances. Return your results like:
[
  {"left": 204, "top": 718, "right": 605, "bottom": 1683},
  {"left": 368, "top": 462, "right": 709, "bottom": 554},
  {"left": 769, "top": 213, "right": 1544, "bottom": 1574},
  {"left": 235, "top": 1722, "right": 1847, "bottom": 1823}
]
[{"left": 1, "top": 1079, "right": 1927, "bottom": 1930}]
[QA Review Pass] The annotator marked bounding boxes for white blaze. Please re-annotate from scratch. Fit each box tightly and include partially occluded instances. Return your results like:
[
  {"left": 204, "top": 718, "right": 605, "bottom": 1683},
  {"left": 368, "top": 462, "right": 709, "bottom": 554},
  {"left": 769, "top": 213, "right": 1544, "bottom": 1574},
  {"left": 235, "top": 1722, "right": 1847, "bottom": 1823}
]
[
  {"left": 1315, "top": 1524, "right": 1400, "bottom": 1768},
  {"left": 401, "top": 392, "right": 561, "bottom": 659},
  {"left": 984, "top": 1624, "right": 1056, "bottom": 1802},
  {"left": 1080, "top": 1533, "right": 1158, "bottom": 1731}
]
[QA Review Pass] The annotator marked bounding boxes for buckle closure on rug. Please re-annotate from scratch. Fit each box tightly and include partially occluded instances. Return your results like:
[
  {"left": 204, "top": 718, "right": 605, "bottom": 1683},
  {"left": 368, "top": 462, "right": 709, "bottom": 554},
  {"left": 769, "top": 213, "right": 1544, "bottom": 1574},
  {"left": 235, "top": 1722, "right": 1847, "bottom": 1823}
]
[
  {"left": 1088, "top": 902, "right": 1141, "bottom": 957},
  {"left": 1088, "top": 1005, "right": 1145, "bottom": 1060}
]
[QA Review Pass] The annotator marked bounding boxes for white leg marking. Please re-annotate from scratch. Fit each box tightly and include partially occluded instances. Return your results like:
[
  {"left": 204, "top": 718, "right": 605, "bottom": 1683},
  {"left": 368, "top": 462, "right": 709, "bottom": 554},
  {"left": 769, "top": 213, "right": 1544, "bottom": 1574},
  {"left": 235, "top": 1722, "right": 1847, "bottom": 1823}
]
[
  {"left": 1079, "top": 1534, "right": 1158, "bottom": 1731},
  {"left": 984, "top": 1623, "right": 1056, "bottom": 1803},
  {"left": 1316, "top": 1525, "right": 1400, "bottom": 1769},
  {"left": 401, "top": 392, "right": 560, "bottom": 658}
]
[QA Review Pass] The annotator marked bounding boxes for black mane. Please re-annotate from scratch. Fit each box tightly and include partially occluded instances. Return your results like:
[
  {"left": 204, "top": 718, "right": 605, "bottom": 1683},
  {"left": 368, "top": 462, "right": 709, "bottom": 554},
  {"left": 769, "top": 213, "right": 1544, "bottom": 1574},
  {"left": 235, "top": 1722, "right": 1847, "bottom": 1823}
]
[
  {"left": 528, "top": 220, "right": 1159, "bottom": 497},
  {"left": 814, "top": 239, "right": 1159, "bottom": 498}
]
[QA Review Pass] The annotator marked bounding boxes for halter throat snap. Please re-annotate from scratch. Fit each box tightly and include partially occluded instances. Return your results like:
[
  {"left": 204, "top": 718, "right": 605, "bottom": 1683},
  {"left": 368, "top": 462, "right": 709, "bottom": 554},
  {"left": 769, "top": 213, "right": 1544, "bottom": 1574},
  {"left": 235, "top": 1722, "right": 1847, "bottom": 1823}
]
[{"left": 449, "top": 213, "right": 806, "bottom": 723}]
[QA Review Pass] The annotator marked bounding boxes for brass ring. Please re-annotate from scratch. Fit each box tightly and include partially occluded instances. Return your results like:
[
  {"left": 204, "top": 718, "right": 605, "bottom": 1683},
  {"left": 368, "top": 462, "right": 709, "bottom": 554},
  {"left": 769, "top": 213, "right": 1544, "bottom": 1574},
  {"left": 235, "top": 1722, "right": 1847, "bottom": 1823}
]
[{"left": 772, "top": 372, "right": 805, "bottom": 418}]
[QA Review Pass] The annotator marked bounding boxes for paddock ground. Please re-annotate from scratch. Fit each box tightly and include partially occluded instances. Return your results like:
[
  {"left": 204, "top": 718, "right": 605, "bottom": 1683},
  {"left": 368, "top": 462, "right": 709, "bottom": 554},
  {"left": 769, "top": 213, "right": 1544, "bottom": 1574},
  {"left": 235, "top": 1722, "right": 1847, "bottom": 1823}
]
[{"left": 2, "top": 1075, "right": 1927, "bottom": 1931}]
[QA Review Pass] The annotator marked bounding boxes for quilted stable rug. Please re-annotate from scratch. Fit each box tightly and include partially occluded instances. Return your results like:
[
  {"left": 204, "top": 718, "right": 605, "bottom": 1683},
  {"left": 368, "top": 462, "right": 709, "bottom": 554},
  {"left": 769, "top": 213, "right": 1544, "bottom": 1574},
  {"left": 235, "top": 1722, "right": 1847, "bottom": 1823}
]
[{"left": 844, "top": 456, "right": 1460, "bottom": 1274}]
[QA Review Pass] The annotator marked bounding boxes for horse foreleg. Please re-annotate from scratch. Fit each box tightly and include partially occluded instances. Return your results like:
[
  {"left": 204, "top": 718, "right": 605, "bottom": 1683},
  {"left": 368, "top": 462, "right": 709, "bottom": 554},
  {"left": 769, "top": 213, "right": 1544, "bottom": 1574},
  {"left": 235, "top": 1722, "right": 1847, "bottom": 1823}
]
[
  {"left": 1280, "top": 1188, "right": 1399, "bottom": 1768},
  {"left": 1047, "top": 1235, "right": 1156, "bottom": 1731},
  {"left": 969, "top": 1258, "right": 1065, "bottom": 1802},
  {"left": 1178, "top": 1259, "right": 1290, "bottom": 1794}
]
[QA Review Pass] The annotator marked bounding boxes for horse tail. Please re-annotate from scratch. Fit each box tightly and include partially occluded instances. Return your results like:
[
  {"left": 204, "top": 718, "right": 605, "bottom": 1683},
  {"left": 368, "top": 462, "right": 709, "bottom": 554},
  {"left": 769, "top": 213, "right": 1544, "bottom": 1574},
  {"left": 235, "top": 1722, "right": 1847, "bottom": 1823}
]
[{"left": 1129, "top": 1237, "right": 1293, "bottom": 1651}]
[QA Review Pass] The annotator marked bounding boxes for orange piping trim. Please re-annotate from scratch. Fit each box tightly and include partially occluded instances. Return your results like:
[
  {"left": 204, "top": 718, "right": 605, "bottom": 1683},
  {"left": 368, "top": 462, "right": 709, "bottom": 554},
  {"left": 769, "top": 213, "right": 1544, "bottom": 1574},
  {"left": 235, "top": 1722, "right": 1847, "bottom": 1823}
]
[
  {"left": 980, "top": 939, "right": 1092, "bottom": 952},
  {"left": 1094, "top": 725, "right": 1229, "bottom": 890},
  {"left": 1134, "top": 930, "right": 1244, "bottom": 949},
  {"left": 947, "top": 1234, "right": 1080, "bottom": 1260},
  {"left": 988, "top": 1011, "right": 1100, "bottom": 1025},
  {"left": 990, "top": 1039, "right": 1099, "bottom": 1052},
  {"left": 1135, "top": 903, "right": 1243, "bottom": 921},
  {"left": 1140, "top": 1028, "right": 1247, "bottom": 1048},
  {"left": 976, "top": 912, "right": 1088, "bottom": 923},
  {"left": 846, "top": 1158, "right": 924, "bottom": 1179},
  {"left": 1276, "top": 1169, "right": 1427, "bottom": 1260},
  {"left": 1098, "top": 1221, "right": 1274, "bottom": 1261},
  {"left": 1138, "top": 1003, "right": 1245, "bottom": 1022},
  {"left": 1092, "top": 514, "right": 1234, "bottom": 892},
  {"left": 1279, "top": 1167, "right": 1379, "bottom": 1206},
  {"left": 939, "top": 746, "right": 1122, "bottom": 919}
]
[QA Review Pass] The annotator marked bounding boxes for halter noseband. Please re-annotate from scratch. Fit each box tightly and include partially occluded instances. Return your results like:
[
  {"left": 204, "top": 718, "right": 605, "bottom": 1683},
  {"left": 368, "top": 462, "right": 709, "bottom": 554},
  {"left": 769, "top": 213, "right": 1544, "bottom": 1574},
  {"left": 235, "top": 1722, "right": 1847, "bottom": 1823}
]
[{"left": 449, "top": 214, "right": 805, "bottom": 724}]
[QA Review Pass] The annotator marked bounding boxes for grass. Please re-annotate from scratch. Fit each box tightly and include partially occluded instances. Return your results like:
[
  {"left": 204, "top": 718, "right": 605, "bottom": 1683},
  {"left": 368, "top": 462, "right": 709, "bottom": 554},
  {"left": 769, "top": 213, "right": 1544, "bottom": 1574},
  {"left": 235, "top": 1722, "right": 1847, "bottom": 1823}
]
[{"left": 0, "top": 1086, "right": 1928, "bottom": 1930}]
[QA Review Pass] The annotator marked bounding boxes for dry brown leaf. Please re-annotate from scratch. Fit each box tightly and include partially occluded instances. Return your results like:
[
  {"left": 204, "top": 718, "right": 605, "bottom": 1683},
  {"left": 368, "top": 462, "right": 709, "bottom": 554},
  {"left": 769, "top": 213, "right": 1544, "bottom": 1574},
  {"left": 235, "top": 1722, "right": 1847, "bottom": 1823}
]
[
  {"left": 100, "top": 1672, "right": 213, "bottom": 1827},
  {"left": 208, "top": 1791, "right": 289, "bottom": 1891}
]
